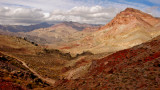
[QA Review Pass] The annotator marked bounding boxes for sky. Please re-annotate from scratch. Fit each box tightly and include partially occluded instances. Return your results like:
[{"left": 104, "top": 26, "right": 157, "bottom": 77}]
[{"left": 0, "top": 0, "right": 160, "bottom": 25}]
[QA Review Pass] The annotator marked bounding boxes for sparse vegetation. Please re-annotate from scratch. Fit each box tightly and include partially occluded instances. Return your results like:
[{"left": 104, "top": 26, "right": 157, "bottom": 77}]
[{"left": 0, "top": 52, "right": 50, "bottom": 89}]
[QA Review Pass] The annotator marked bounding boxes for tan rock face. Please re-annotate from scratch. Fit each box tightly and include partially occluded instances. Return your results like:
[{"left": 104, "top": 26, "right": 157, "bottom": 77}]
[
  {"left": 83, "top": 26, "right": 101, "bottom": 32},
  {"left": 59, "top": 8, "right": 160, "bottom": 55}
]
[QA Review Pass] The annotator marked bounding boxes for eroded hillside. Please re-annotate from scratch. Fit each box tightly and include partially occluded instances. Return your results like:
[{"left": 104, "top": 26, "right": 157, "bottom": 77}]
[{"left": 54, "top": 33, "right": 160, "bottom": 90}]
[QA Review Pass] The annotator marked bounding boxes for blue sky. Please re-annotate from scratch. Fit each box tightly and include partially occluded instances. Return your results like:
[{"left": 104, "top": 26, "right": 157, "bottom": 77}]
[
  {"left": 0, "top": 0, "right": 159, "bottom": 25},
  {"left": 0, "top": 0, "right": 159, "bottom": 12}
]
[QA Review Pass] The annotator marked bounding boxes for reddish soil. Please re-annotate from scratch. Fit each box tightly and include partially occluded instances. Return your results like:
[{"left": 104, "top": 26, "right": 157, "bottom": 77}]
[
  {"left": 60, "top": 44, "right": 80, "bottom": 50},
  {"left": 0, "top": 80, "right": 25, "bottom": 90},
  {"left": 54, "top": 35, "right": 160, "bottom": 89}
]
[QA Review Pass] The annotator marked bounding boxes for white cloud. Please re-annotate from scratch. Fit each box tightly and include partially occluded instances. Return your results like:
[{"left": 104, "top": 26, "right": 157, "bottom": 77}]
[
  {"left": 144, "top": 6, "right": 160, "bottom": 17},
  {"left": 148, "top": 0, "right": 160, "bottom": 4},
  {"left": 47, "top": 6, "right": 119, "bottom": 24},
  {"left": 0, "top": 0, "right": 160, "bottom": 25},
  {"left": 0, "top": 0, "right": 85, "bottom": 12},
  {"left": 0, "top": 7, "right": 46, "bottom": 25},
  {"left": 47, "top": 4, "right": 160, "bottom": 24},
  {"left": 0, "top": 6, "right": 120, "bottom": 25}
]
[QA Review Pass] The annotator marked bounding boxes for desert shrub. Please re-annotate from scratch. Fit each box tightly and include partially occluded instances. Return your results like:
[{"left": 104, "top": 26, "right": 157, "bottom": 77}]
[
  {"left": 42, "top": 49, "right": 72, "bottom": 59},
  {"left": 76, "top": 51, "right": 93, "bottom": 57}
]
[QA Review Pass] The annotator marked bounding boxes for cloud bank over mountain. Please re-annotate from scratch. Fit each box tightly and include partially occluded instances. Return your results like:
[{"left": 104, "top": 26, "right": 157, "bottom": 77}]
[{"left": 0, "top": 7, "right": 45, "bottom": 25}]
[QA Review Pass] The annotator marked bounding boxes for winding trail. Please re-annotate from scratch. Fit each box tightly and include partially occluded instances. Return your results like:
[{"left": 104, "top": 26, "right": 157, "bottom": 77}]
[{"left": 0, "top": 51, "right": 56, "bottom": 86}]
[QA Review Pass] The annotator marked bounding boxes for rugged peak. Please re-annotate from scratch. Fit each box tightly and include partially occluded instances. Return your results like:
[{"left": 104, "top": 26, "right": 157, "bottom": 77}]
[
  {"left": 124, "top": 8, "right": 141, "bottom": 12},
  {"left": 119, "top": 7, "right": 151, "bottom": 18},
  {"left": 100, "top": 7, "right": 159, "bottom": 30}
]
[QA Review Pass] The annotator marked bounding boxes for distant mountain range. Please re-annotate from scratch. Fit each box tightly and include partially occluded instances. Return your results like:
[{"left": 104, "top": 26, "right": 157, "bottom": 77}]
[
  {"left": 0, "top": 21, "right": 101, "bottom": 45},
  {"left": 20, "top": 22, "right": 101, "bottom": 45},
  {"left": 60, "top": 21, "right": 101, "bottom": 31},
  {"left": 0, "top": 22, "right": 53, "bottom": 32}
]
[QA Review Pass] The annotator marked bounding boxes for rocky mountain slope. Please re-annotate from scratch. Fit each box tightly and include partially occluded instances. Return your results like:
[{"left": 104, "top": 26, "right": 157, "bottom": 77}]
[
  {"left": 0, "top": 35, "right": 40, "bottom": 55},
  {"left": 0, "top": 34, "right": 65, "bottom": 89},
  {"left": 59, "top": 8, "right": 160, "bottom": 56},
  {"left": 0, "top": 52, "right": 50, "bottom": 89},
  {"left": 0, "top": 34, "right": 97, "bottom": 89},
  {"left": 0, "top": 35, "right": 54, "bottom": 89},
  {"left": 54, "top": 33, "right": 160, "bottom": 90},
  {"left": 0, "top": 30, "right": 49, "bottom": 45}
]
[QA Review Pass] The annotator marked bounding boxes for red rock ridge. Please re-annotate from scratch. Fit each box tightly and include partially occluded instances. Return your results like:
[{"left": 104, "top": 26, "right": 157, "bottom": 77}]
[{"left": 100, "top": 8, "right": 159, "bottom": 30}]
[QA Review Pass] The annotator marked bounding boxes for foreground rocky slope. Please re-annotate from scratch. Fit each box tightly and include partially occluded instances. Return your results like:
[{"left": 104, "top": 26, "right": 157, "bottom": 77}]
[
  {"left": 54, "top": 34, "right": 160, "bottom": 89},
  {"left": 0, "top": 52, "right": 50, "bottom": 89},
  {"left": 60, "top": 8, "right": 160, "bottom": 55}
]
